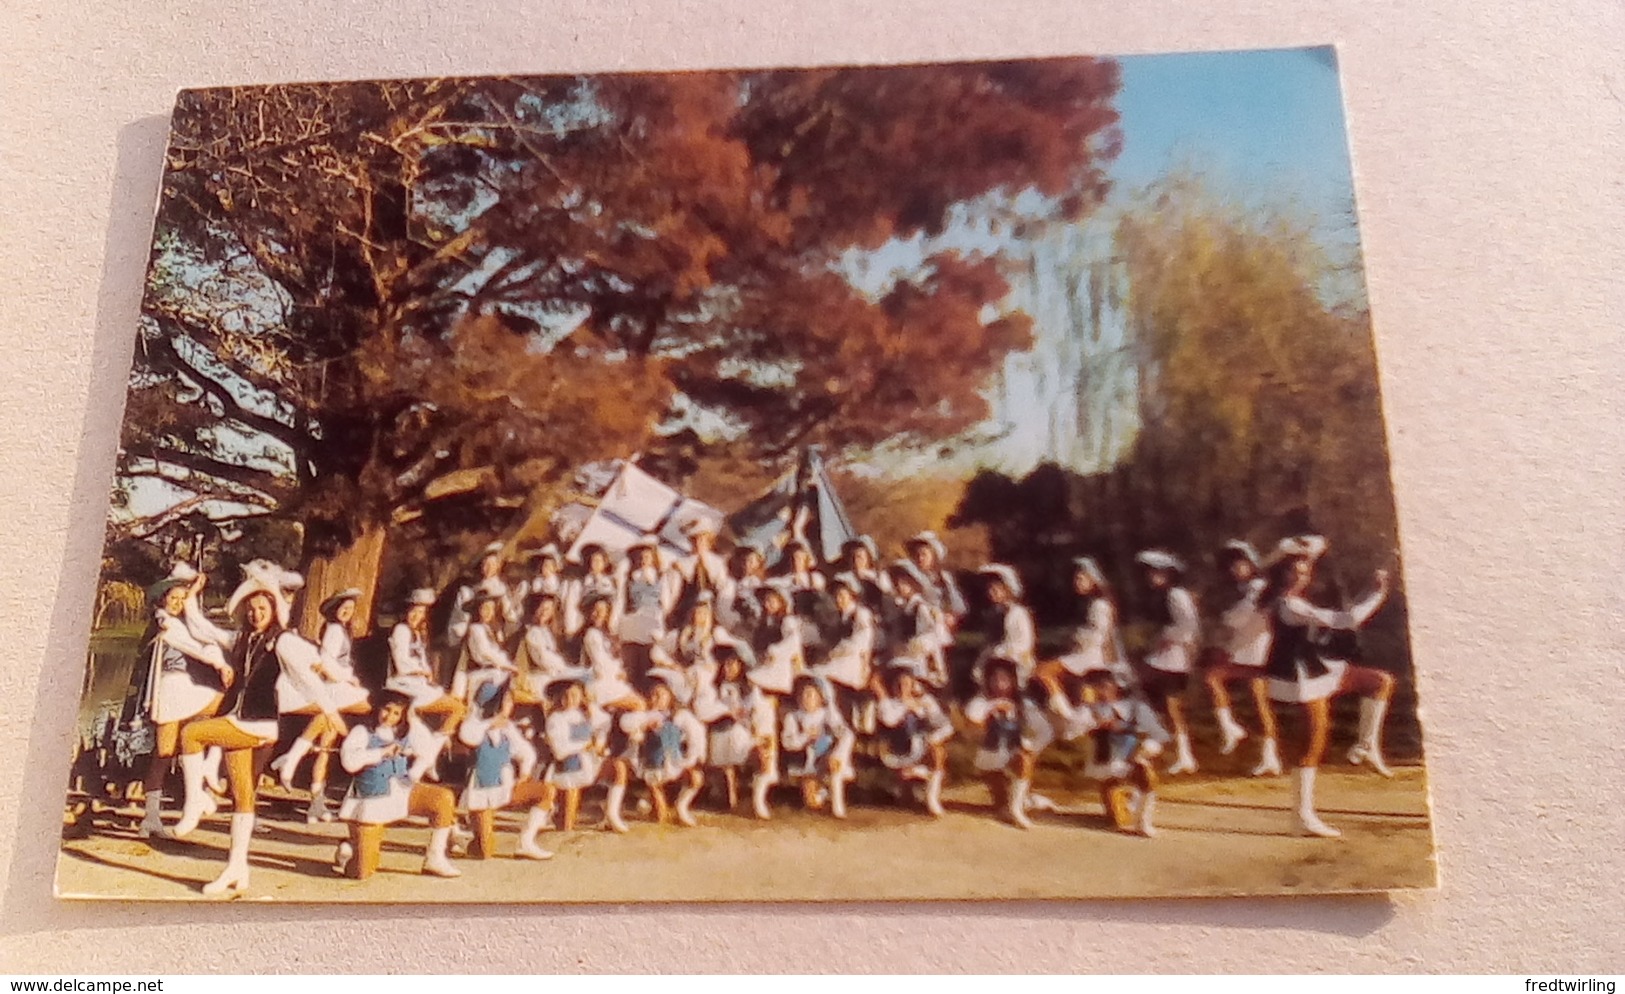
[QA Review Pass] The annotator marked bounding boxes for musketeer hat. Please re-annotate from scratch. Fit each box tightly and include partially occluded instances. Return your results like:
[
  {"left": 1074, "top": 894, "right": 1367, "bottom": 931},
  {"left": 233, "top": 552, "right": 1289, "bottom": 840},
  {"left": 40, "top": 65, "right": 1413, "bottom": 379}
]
[
  {"left": 905, "top": 530, "right": 948, "bottom": 561},
  {"left": 886, "top": 558, "right": 931, "bottom": 593},
  {"left": 319, "top": 588, "right": 363, "bottom": 618},
  {"left": 407, "top": 587, "right": 437, "bottom": 607},
  {"left": 977, "top": 563, "right": 1024, "bottom": 599},
  {"left": 1134, "top": 549, "right": 1186, "bottom": 575},
  {"left": 1267, "top": 534, "right": 1330, "bottom": 565},
  {"left": 225, "top": 560, "right": 305, "bottom": 628}
]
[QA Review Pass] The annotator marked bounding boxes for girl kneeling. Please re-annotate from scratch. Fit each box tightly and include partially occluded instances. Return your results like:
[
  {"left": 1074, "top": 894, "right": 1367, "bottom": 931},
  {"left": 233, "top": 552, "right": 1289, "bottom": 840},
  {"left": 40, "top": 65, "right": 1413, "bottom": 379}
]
[
  {"left": 458, "top": 682, "right": 556, "bottom": 861},
  {"left": 334, "top": 690, "right": 462, "bottom": 880},
  {"left": 620, "top": 674, "right": 708, "bottom": 826},
  {"left": 964, "top": 657, "right": 1054, "bottom": 829},
  {"left": 779, "top": 676, "right": 856, "bottom": 819}
]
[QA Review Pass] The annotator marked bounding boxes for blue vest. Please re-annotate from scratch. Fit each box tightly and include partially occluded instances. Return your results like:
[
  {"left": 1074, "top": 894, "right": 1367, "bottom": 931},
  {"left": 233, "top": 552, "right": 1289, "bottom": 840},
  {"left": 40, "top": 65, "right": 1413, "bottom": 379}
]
[
  {"left": 643, "top": 718, "right": 685, "bottom": 769},
  {"left": 353, "top": 731, "right": 410, "bottom": 798},
  {"left": 627, "top": 574, "right": 663, "bottom": 615},
  {"left": 984, "top": 709, "right": 1022, "bottom": 753},
  {"left": 558, "top": 717, "right": 592, "bottom": 774},
  {"left": 472, "top": 733, "right": 512, "bottom": 789}
]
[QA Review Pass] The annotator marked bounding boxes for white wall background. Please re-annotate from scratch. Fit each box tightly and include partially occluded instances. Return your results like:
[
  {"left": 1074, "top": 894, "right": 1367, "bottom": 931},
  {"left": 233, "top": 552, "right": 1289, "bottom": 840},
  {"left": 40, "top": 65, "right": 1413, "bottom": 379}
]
[{"left": 1, "top": 0, "right": 1620, "bottom": 973}]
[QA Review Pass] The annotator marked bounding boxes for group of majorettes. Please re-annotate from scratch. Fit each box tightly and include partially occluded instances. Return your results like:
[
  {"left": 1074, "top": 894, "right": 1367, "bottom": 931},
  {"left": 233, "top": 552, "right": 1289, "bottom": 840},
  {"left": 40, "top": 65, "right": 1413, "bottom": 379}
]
[{"left": 124, "top": 520, "right": 1397, "bottom": 895}]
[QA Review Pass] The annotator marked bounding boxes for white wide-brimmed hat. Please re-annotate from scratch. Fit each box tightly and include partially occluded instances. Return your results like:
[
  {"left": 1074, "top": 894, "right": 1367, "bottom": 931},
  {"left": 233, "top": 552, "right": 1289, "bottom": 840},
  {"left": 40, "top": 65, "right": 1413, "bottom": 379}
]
[
  {"left": 476, "top": 540, "right": 505, "bottom": 561},
  {"left": 1134, "top": 549, "right": 1186, "bottom": 574},
  {"left": 319, "top": 587, "right": 363, "bottom": 617},
  {"left": 527, "top": 544, "right": 562, "bottom": 563},
  {"left": 682, "top": 516, "right": 720, "bottom": 537},
  {"left": 828, "top": 572, "right": 865, "bottom": 597},
  {"left": 225, "top": 560, "right": 305, "bottom": 628},
  {"left": 1219, "top": 540, "right": 1263, "bottom": 568},
  {"left": 906, "top": 530, "right": 947, "bottom": 561},
  {"left": 1072, "top": 556, "right": 1107, "bottom": 587},
  {"left": 977, "top": 563, "right": 1024, "bottom": 599},
  {"left": 146, "top": 562, "right": 200, "bottom": 606},
  {"left": 1268, "top": 534, "right": 1330, "bottom": 565},
  {"left": 407, "top": 588, "right": 437, "bottom": 607},
  {"left": 886, "top": 558, "right": 932, "bottom": 593}
]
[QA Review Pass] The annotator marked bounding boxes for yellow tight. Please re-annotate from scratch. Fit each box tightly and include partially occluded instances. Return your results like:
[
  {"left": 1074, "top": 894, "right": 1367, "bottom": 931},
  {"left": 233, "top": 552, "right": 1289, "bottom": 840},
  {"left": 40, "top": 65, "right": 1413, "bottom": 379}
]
[
  {"left": 179, "top": 717, "right": 271, "bottom": 810},
  {"left": 469, "top": 781, "right": 555, "bottom": 859},
  {"left": 342, "top": 784, "right": 457, "bottom": 880},
  {"left": 143, "top": 696, "right": 223, "bottom": 792}
]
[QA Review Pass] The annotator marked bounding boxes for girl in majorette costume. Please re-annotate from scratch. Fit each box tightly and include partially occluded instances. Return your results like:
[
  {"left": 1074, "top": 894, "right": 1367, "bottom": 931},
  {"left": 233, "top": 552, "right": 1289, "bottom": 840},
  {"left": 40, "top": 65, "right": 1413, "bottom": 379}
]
[
  {"left": 690, "top": 644, "right": 774, "bottom": 813},
  {"left": 720, "top": 545, "right": 768, "bottom": 633},
  {"left": 453, "top": 591, "right": 521, "bottom": 707},
  {"left": 1035, "top": 557, "right": 1126, "bottom": 700},
  {"left": 838, "top": 535, "right": 893, "bottom": 620},
  {"left": 563, "top": 544, "right": 621, "bottom": 638},
  {"left": 271, "top": 588, "right": 373, "bottom": 823},
  {"left": 904, "top": 531, "right": 966, "bottom": 652},
  {"left": 620, "top": 673, "right": 708, "bottom": 827},
  {"left": 448, "top": 542, "right": 515, "bottom": 648},
  {"left": 663, "top": 518, "right": 733, "bottom": 632},
  {"left": 874, "top": 659, "right": 954, "bottom": 817},
  {"left": 513, "top": 591, "right": 589, "bottom": 706},
  {"left": 810, "top": 575, "right": 877, "bottom": 731},
  {"left": 963, "top": 656, "right": 1056, "bottom": 829},
  {"left": 1259, "top": 536, "right": 1394, "bottom": 838},
  {"left": 743, "top": 584, "right": 801, "bottom": 818},
  {"left": 616, "top": 535, "right": 675, "bottom": 692},
  {"left": 385, "top": 588, "right": 466, "bottom": 769},
  {"left": 541, "top": 677, "right": 628, "bottom": 833},
  {"left": 973, "top": 564, "right": 1037, "bottom": 684},
  {"left": 514, "top": 545, "right": 565, "bottom": 615},
  {"left": 1049, "top": 668, "right": 1170, "bottom": 837},
  {"left": 1134, "top": 550, "right": 1202, "bottom": 775},
  {"left": 574, "top": 593, "right": 646, "bottom": 713},
  {"left": 649, "top": 591, "right": 743, "bottom": 705},
  {"left": 168, "top": 561, "right": 346, "bottom": 894},
  {"left": 331, "top": 689, "right": 463, "bottom": 880},
  {"left": 885, "top": 559, "right": 949, "bottom": 689},
  {"left": 779, "top": 675, "right": 857, "bottom": 819},
  {"left": 130, "top": 564, "right": 233, "bottom": 839},
  {"left": 774, "top": 538, "right": 829, "bottom": 652},
  {"left": 1202, "top": 540, "right": 1284, "bottom": 776},
  {"left": 455, "top": 681, "right": 555, "bottom": 861}
]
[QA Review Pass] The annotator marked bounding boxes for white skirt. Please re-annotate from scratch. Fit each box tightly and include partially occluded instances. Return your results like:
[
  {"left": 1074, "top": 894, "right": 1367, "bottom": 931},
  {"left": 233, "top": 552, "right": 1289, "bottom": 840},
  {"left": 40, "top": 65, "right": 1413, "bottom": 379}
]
[
  {"left": 545, "top": 752, "right": 603, "bottom": 790},
  {"left": 1059, "top": 648, "right": 1109, "bottom": 677},
  {"left": 811, "top": 649, "right": 867, "bottom": 690},
  {"left": 386, "top": 674, "right": 449, "bottom": 709},
  {"left": 338, "top": 779, "right": 412, "bottom": 824},
  {"left": 152, "top": 671, "right": 222, "bottom": 725},
  {"left": 278, "top": 674, "right": 370, "bottom": 713},
  {"left": 1268, "top": 658, "right": 1348, "bottom": 704},
  {"left": 463, "top": 777, "right": 515, "bottom": 812},
  {"left": 747, "top": 652, "right": 796, "bottom": 696},
  {"left": 1144, "top": 642, "right": 1193, "bottom": 674},
  {"left": 706, "top": 720, "right": 755, "bottom": 768},
  {"left": 590, "top": 674, "right": 638, "bottom": 706}
]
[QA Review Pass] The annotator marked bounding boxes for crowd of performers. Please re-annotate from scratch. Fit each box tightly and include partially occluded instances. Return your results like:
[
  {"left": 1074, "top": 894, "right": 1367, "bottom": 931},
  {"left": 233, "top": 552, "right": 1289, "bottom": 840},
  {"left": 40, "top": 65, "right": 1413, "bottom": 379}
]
[{"left": 118, "top": 519, "right": 1399, "bottom": 895}]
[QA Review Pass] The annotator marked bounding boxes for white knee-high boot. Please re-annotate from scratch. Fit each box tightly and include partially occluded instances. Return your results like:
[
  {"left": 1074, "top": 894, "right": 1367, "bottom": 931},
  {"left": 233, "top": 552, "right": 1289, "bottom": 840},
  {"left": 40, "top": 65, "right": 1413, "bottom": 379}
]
[
  {"left": 830, "top": 775, "right": 848, "bottom": 819},
  {"left": 1215, "top": 707, "right": 1247, "bottom": 755},
  {"left": 1251, "top": 737, "right": 1284, "bottom": 776},
  {"left": 1008, "top": 778, "right": 1035, "bottom": 829},
  {"left": 674, "top": 782, "right": 701, "bottom": 827},
  {"left": 751, "top": 770, "right": 776, "bottom": 821},
  {"left": 1166, "top": 731, "right": 1197, "bottom": 774},
  {"left": 305, "top": 782, "right": 332, "bottom": 824},
  {"left": 423, "top": 826, "right": 462, "bottom": 877},
  {"left": 924, "top": 770, "right": 946, "bottom": 817},
  {"left": 604, "top": 783, "right": 630, "bottom": 834},
  {"left": 172, "top": 752, "right": 211, "bottom": 839},
  {"left": 1347, "top": 698, "right": 1394, "bottom": 777},
  {"left": 271, "top": 738, "right": 314, "bottom": 791},
  {"left": 138, "top": 789, "right": 167, "bottom": 839},
  {"left": 1293, "top": 766, "right": 1341, "bottom": 838},
  {"left": 203, "top": 747, "right": 225, "bottom": 794},
  {"left": 1135, "top": 790, "right": 1158, "bottom": 838},
  {"left": 202, "top": 813, "right": 254, "bottom": 894},
  {"left": 517, "top": 808, "right": 555, "bottom": 860}
]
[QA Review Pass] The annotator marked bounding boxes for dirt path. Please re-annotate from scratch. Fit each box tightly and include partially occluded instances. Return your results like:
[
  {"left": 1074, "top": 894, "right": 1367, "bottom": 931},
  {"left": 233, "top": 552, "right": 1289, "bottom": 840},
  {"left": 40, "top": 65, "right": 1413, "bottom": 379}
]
[{"left": 55, "top": 766, "right": 1434, "bottom": 903}]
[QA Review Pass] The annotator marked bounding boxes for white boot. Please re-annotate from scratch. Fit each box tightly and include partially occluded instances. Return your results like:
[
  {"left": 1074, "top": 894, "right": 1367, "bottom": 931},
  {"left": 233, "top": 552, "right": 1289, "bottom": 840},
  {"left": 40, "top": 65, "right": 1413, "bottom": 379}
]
[
  {"left": 423, "top": 826, "right": 463, "bottom": 877},
  {"left": 1251, "top": 737, "right": 1284, "bottom": 777},
  {"left": 1135, "top": 790, "right": 1158, "bottom": 838},
  {"left": 604, "top": 784, "right": 630, "bottom": 834},
  {"left": 304, "top": 784, "right": 332, "bottom": 824},
  {"left": 924, "top": 770, "right": 945, "bottom": 817},
  {"left": 517, "top": 808, "right": 555, "bottom": 860},
  {"left": 202, "top": 813, "right": 254, "bottom": 894},
  {"left": 674, "top": 783, "right": 701, "bottom": 827},
  {"left": 449, "top": 819, "right": 474, "bottom": 854},
  {"left": 830, "top": 776, "right": 848, "bottom": 819},
  {"left": 271, "top": 738, "right": 314, "bottom": 792},
  {"left": 1166, "top": 731, "right": 1197, "bottom": 775},
  {"left": 138, "top": 789, "right": 167, "bottom": 839},
  {"left": 1347, "top": 698, "right": 1395, "bottom": 777},
  {"left": 203, "top": 746, "right": 225, "bottom": 794},
  {"left": 751, "top": 772, "right": 776, "bottom": 821},
  {"left": 1293, "top": 766, "right": 1341, "bottom": 838},
  {"left": 172, "top": 752, "right": 211, "bottom": 839},
  {"left": 1008, "top": 778, "right": 1035, "bottom": 829},
  {"left": 1216, "top": 707, "right": 1247, "bottom": 755},
  {"left": 332, "top": 841, "right": 353, "bottom": 875}
]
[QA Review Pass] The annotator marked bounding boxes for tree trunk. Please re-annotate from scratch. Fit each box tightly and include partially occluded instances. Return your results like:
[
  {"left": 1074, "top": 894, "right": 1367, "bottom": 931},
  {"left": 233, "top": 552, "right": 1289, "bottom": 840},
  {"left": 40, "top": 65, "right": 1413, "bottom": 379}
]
[{"left": 296, "top": 522, "right": 388, "bottom": 639}]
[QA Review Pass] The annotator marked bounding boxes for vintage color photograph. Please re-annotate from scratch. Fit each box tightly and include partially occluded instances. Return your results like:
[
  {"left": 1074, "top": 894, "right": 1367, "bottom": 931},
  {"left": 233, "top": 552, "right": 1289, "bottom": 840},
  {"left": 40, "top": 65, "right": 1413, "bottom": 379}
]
[{"left": 59, "top": 46, "right": 1435, "bottom": 902}]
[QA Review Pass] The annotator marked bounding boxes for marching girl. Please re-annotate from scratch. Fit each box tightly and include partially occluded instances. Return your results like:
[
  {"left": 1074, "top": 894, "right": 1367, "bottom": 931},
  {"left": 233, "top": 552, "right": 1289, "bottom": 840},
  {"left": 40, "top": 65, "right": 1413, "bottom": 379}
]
[
  {"left": 563, "top": 544, "right": 620, "bottom": 638},
  {"left": 331, "top": 689, "right": 463, "bottom": 880},
  {"left": 385, "top": 588, "right": 467, "bottom": 756},
  {"left": 1134, "top": 550, "right": 1201, "bottom": 775},
  {"left": 169, "top": 560, "right": 345, "bottom": 894},
  {"left": 974, "top": 564, "right": 1036, "bottom": 683},
  {"left": 905, "top": 530, "right": 966, "bottom": 647},
  {"left": 617, "top": 536, "right": 674, "bottom": 690},
  {"left": 131, "top": 565, "right": 233, "bottom": 839},
  {"left": 1049, "top": 669, "right": 1170, "bottom": 837},
  {"left": 449, "top": 542, "right": 514, "bottom": 646},
  {"left": 454, "top": 590, "right": 521, "bottom": 706},
  {"left": 664, "top": 519, "right": 732, "bottom": 627},
  {"left": 810, "top": 575, "right": 877, "bottom": 730},
  {"left": 720, "top": 544, "right": 769, "bottom": 632},
  {"left": 271, "top": 588, "right": 373, "bottom": 823},
  {"left": 513, "top": 591, "right": 590, "bottom": 703},
  {"left": 542, "top": 677, "right": 630, "bottom": 833},
  {"left": 963, "top": 656, "right": 1055, "bottom": 829},
  {"left": 1259, "top": 536, "right": 1394, "bottom": 837},
  {"left": 774, "top": 538, "right": 828, "bottom": 650},
  {"left": 1203, "top": 541, "right": 1283, "bottom": 776},
  {"left": 620, "top": 673, "right": 708, "bottom": 826},
  {"left": 743, "top": 584, "right": 802, "bottom": 818},
  {"left": 690, "top": 644, "right": 774, "bottom": 813},
  {"left": 456, "top": 682, "right": 556, "bottom": 861},
  {"left": 575, "top": 593, "right": 647, "bottom": 713},
  {"left": 1035, "top": 557, "right": 1124, "bottom": 700},
  {"left": 874, "top": 660, "right": 954, "bottom": 817},
  {"left": 779, "top": 675, "right": 857, "bottom": 819}
]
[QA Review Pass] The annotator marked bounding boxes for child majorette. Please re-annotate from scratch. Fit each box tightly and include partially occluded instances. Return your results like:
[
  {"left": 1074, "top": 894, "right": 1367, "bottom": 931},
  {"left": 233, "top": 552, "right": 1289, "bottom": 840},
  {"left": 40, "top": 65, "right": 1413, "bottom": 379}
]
[
  {"left": 1259, "top": 536, "right": 1394, "bottom": 837},
  {"left": 837, "top": 535, "right": 893, "bottom": 622},
  {"left": 575, "top": 592, "right": 647, "bottom": 712},
  {"left": 742, "top": 584, "right": 801, "bottom": 818},
  {"left": 169, "top": 561, "right": 346, "bottom": 894},
  {"left": 975, "top": 564, "right": 1037, "bottom": 682},
  {"left": 964, "top": 656, "right": 1055, "bottom": 829},
  {"left": 885, "top": 559, "right": 949, "bottom": 688},
  {"left": 874, "top": 659, "right": 954, "bottom": 817},
  {"left": 617, "top": 535, "right": 674, "bottom": 690},
  {"left": 453, "top": 590, "right": 521, "bottom": 706},
  {"left": 448, "top": 542, "right": 514, "bottom": 646},
  {"left": 514, "top": 545, "right": 564, "bottom": 610},
  {"left": 1134, "top": 550, "right": 1201, "bottom": 775},
  {"left": 664, "top": 518, "right": 733, "bottom": 628},
  {"left": 904, "top": 530, "right": 966, "bottom": 627},
  {"left": 650, "top": 591, "right": 741, "bottom": 700},
  {"left": 1035, "top": 557, "right": 1123, "bottom": 698},
  {"left": 563, "top": 544, "right": 620, "bottom": 638},
  {"left": 810, "top": 574, "right": 877, "bottom": 729},
  {"left": 130, "top": 564, "right": 232, "bottom": 839},
  {"left": 456, "top": 681, "right": 556, "bottom": 861},
  {"left": 385, "top": 588, "right": 467, "bottom": 763},
  {"left": 1202, "top": 540, "right": 1283, "bottom": 776},
  {"left": 541, "top": 676, "right": 629, "bottom": 833},
  {"left": 332, "top": 688, "right": 463, "bottom": 880},
  {"left": 513, "top": 591, "right": 589, "bottom": 704},
  {"left": 619, "top": 672, "right": 708, "bottom": 826},
  {"left": 690, "top": 643, "right": 775, "bottom": 813},
  {"left": 272, "top": 587, "right": 373, "bottom": 823},
  {"left": 1049, "top": 669, "right": 1170, "bottom": 837},
  {"left": 774, "top": 537, "right": 829, "bottom": 651},
  {"left": 778, "top": 675, "right": 857, "bottom": 819},
  {"left": 720, "top": 544, "right": 768, "bottom": 632}
]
